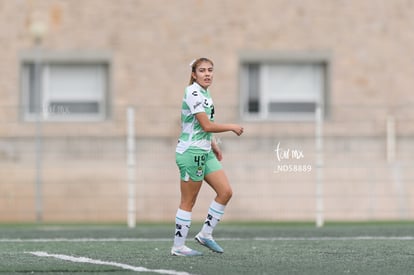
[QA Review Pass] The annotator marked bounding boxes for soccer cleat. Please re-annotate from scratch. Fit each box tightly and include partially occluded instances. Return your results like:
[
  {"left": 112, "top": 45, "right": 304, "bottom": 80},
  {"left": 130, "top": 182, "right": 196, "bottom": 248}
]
[
  {"left": 195, "top": 233, "right": 224, "bottom": 253},
  {"left": 171, "top": 245, "right": 203, "bottom": 256}
]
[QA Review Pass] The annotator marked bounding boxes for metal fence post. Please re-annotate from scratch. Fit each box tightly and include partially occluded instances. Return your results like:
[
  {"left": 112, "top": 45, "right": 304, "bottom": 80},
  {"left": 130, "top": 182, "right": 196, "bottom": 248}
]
[
  {"left": 127, "top": 106, "right": 136, "bottom": 228},
  {"left": 315, "top": 105, "right": 324, "bottom": 227}
]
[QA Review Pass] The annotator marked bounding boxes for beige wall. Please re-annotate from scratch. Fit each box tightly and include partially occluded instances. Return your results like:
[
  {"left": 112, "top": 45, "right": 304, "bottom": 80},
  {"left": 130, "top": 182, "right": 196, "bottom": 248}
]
[{"left": 0, "top": 0, "right": 413, "bottom": 222}]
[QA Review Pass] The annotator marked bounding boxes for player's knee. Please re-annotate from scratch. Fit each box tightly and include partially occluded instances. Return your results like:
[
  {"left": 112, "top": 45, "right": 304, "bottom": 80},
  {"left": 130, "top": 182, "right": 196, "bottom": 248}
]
[
  {"left": 220, "top": 187, "right": 233, "bottom": 203},
  {"left": 227, "top": 188, "right": 233, "bottom": 200}
]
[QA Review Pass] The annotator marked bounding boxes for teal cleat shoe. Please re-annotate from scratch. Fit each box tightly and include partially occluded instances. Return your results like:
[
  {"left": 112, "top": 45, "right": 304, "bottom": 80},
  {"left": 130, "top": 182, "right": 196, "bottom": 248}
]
[
  {"left": 195, "top": 233, "right": 224, "bottom": 253},
  {"left": 171, "top": 245, "right": 203, "bottom": 256}
]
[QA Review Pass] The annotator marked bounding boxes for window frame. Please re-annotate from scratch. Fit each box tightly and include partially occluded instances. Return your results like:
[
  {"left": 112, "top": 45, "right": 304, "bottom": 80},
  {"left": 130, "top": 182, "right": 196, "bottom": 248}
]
[
  {"left": 239, "top": 51, "right": 331, "bottom": 122},
  {"left": 19, "top": 51, "right": 112, "bottom": 122}
]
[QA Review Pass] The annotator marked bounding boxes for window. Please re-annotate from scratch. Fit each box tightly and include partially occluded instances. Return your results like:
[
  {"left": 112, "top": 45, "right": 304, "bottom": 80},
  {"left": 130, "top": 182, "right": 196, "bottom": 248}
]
[
  {"left": 21, "top": 52, "right": 111, "bottom": 121},
  {"left": 240, "top": 52, "right": 329, "bottom": 121}
]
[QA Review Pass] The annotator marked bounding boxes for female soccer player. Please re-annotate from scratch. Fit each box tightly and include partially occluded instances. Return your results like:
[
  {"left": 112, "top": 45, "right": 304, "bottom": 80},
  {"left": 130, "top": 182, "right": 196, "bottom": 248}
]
[{"left": 171, "top": 57, "right": 244, "bottom": 256}]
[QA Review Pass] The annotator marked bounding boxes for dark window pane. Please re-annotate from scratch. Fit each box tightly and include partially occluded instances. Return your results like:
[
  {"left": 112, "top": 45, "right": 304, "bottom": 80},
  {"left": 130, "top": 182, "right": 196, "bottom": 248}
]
[
  {"left": 247, "top": 64, "right": 260, "bottom": 113},
  {"left": 248, "top": 100, "right": 260, "bottom": 113},
  {"left": 24, "top": 63, "right": 42, "bottom": 114},
  {"left": 268, "top": 102, "right": 316, "bottom": 113}
]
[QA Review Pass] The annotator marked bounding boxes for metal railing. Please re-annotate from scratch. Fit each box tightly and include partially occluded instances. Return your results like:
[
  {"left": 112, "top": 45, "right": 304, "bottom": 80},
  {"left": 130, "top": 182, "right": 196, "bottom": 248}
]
[{"left": 0, "top": 104, "right": 413, "bottom": 225}]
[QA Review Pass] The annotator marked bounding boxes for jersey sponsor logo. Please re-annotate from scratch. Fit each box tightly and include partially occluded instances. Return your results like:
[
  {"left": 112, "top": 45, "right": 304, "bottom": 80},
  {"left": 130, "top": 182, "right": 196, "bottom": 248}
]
[{"left": 193, "top": 101, "right": 202, "bottom": 109}]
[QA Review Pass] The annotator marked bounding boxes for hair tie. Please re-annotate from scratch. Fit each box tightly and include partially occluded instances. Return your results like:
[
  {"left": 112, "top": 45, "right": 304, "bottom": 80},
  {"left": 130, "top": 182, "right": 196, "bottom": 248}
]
[{"left": 189, "top": 59, "right": 197, "bottom": 68}]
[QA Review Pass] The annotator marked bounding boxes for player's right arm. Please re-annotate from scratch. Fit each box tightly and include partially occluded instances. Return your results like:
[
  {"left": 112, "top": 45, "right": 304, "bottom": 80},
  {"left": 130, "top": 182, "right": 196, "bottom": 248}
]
[{"left": 195, "top": 112, "right": 244, "bottom": 136}]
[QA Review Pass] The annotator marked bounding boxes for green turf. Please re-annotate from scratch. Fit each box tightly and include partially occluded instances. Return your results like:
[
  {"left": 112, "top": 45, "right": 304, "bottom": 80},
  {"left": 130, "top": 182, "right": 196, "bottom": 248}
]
[{"left": 0, "top": 222, "right": 413, "bottom": 274}]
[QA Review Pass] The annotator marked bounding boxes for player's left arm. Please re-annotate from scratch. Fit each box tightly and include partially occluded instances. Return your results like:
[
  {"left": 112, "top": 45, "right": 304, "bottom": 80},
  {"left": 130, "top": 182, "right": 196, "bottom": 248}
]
[{"left": 212, "top": 138, "right": 223, "bottom": 161}]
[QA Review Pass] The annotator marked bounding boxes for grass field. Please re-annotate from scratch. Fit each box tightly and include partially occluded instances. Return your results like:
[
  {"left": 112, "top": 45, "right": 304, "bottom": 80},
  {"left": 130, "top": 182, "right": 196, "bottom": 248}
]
[{"left": 1, "top": 222, "right": 414, "bottom": 274}]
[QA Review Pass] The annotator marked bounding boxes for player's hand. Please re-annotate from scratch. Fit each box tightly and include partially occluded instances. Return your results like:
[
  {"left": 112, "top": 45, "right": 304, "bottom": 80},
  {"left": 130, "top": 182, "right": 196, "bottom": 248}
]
[
  {"left": 232, "top": 125, "right": 244, "bottom": 136},
  {"left": 213, "top": 147, "right": 223, "bottom": 161},
  {"left": 212, "top": 140, "right": 223, "bottom": 161}
]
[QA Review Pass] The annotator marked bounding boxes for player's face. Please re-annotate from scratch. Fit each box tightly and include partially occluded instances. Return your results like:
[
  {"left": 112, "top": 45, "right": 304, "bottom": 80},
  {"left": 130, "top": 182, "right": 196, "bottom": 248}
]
[{"left": 192, "top": 61, "right": 214, "bottom": 89}]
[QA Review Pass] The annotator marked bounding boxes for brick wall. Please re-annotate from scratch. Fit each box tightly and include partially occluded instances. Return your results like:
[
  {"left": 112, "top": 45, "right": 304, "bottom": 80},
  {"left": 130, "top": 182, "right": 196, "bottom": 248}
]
[{"left": 0, "top": 0, "right": 413, "bottom": 222}]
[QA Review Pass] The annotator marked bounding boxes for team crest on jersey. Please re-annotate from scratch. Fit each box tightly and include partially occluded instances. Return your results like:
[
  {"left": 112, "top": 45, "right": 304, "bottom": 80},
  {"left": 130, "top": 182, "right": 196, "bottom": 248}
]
[{"left": 203, "top": 98, "right": 213, "bottom": 107}]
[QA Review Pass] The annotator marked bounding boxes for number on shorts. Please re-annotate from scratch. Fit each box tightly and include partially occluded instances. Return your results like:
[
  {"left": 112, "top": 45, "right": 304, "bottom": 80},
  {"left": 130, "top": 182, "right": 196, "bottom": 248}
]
[{"left": 194, "top": 155, "right": 206, "bottom": 166}]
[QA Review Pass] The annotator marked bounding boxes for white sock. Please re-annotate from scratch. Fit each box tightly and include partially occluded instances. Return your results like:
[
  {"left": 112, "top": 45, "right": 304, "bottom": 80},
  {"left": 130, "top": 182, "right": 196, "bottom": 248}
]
[
  {"left": 173, "top": 209, "right": 192, "bottom": 248},
  {"left": 201, "top": 200, "right": 225, "bottom": 238}
]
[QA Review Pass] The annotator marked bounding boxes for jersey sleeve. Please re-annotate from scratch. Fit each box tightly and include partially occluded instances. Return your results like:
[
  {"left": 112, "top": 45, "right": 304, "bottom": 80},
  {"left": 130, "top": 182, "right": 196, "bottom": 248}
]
[{"left": 185, "top": 90, "right": 205, "bottom": 114}]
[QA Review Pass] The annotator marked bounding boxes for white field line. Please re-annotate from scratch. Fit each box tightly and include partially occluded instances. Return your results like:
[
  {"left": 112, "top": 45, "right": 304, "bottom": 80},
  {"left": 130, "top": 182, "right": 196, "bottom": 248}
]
[
  {"left": 252, "top": 236, "right": 414, "bottom": 241},
  {"left": 26, "top": 251, "right": 193, "bottom": 275},
  {"left": 1, "top": 238, "right": 171, "bottom": 242},
  {"left": 2, "top": 236, "right": 414, "bottom": 242}
]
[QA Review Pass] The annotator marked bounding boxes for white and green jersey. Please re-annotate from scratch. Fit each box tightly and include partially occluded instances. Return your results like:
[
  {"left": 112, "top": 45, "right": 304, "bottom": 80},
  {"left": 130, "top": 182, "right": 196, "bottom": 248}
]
[{"left": 176, "top": 82, "right": 215, "bottom": 154}]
